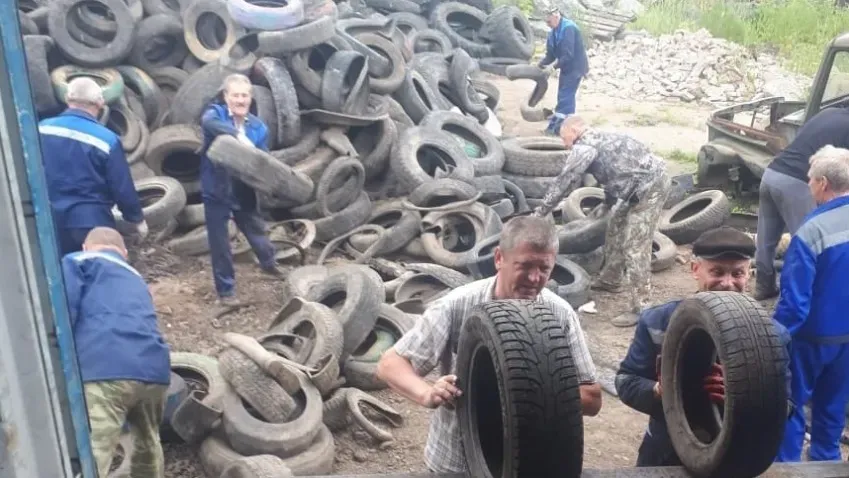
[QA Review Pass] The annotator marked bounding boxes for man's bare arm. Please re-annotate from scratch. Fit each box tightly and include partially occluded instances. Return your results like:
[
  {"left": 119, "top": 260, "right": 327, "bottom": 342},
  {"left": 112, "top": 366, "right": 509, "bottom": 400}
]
[
  {"left": 377, "top": 349, "right": 460, "bottom": 408},
  {"left": 580, "top": 383, "right": 602, "bottom": 416}
]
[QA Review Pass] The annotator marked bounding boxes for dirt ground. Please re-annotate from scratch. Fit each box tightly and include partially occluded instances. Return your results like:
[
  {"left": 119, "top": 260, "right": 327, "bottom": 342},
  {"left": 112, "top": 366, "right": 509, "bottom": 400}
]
[{"left": 149, "top": 74, "right": 772, "bottom": 477}]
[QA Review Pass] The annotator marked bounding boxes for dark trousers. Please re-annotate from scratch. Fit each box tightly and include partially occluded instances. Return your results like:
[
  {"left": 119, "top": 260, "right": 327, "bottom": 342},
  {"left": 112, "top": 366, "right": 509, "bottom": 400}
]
[
  {"left": 57, "top": 226, "right": 93, "bottom": 257},
  {"left": 203, "top": 199, "right": 275, "bottom": 298},
  {"left": 546, "top": 74, "right": 583, "bottom": 134}
]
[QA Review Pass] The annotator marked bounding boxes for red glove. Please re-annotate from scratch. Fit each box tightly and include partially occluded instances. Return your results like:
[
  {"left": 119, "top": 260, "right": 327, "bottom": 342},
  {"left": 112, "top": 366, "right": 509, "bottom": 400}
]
[{"left": 703, "top": 363, "right": 725, "bottom": 404}]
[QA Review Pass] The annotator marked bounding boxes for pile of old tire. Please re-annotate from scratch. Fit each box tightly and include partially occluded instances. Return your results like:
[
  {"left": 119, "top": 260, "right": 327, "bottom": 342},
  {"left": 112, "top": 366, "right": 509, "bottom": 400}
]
[
  {"left": 660, "top": 291, "right": 789, "bottom": 477},
  {"left": 165, "top": 264, "right": 417, "bottom": 476}
]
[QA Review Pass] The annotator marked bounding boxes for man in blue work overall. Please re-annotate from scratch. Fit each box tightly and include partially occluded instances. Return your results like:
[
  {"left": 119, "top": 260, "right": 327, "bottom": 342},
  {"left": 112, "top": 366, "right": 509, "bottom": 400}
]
[
  {"left": 38, "top": 77, "right": 148, "bottom": 256},
  {"left": 537, "top": 6, "right": 589, "bottom": 136},
  {"left": 616, "top": 226, "right": 792, "bottom": 466},
  {"left": 61, "top": 227, "right": 170, "bottom": 478},
  {"left": 199, "top": 73, "right": 283, "bottom": 307},
  {"left": 775, "top": 145, "right": 849, "bottom": 462}
]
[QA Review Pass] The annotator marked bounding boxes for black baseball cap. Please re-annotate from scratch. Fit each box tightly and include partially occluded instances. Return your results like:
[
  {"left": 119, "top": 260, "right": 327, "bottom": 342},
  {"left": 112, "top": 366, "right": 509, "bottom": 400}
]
[{"left": 691, "top": 226, "right": 756, "bottom": 260}]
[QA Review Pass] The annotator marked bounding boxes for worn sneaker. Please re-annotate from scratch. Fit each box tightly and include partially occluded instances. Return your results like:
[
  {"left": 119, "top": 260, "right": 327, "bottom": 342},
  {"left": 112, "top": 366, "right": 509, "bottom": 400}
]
[
  {"left": 216, "top": 296, "right": 242, "bottom": 308},
  {"left": 612, "top": 312, "right": 639, "bottom": 328},
  {"left": 261, "top": 265, "right": 285, "bottom": 279}
]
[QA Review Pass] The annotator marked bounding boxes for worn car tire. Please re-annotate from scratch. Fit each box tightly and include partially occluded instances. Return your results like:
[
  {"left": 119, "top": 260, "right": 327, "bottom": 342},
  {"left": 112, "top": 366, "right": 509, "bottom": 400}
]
[
  {"left": 502, "top": 136, "right": 567, "bottom": 176},
  {"left": 659, "top": 189, "right": 731, "bottom": 245},
  {"left": 182, "top": 0, "right": 245, "bottom": 62},
  {"left": 548, "top": 256, "right": 591, "bottom": 308},
  {"left": 144, "top": 124, "right": 203, "bottom": 193},
  {"left": 420, "top": 110, "right": 504, "bottom": 175},
  {"left": 113, "top": 176, "right": 187, "bottom": 229},
  {"left": 220, "top": 455, "right": 293, "bottom": 477},
  {"left": 252, "top": 57, "right": 302, "bottom": 147},
  {"left": 661, "top": 292, "right": 789, "bottom": 477},
  {"left": 343, "top": 304, "right": 417, "bottom": 390},
  {"left": 390, "top": 126, "right": 475, "bottom": 192},
  {"left": 456, "top": 300, "right": 584, "bottom": 477},
  {"left": 217, "top": 347, "right": 298, "bottom": 423},
  {"left": 651, "top": 231, "right": 677, "bottom": 272},
  {"left": 561, "top": 187, "right": 606, "bottom": 222},
  {"left": 557, "top": 217, "right": 608, "bottom": 254},
  {"left": 48, "top": 0, "right": 136, "bottom": 67}
]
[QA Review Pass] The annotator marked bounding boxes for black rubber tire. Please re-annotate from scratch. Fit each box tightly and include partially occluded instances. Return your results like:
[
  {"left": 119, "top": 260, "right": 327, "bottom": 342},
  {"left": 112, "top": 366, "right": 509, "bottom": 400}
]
[
  {"left": 268, "top": 298, "right": 344, "bottom": 366},
  {"left": 168, "top": 63, "right": 229, "bottom": 126},
  {"left": 206, "top": 135, "right": 314, "bottom": 202},
  {"left": 448, "top": 48, "right": 487, "bottom": 116},
  {"left": 408, "top": 177, "right": 477, "bottom": 208},
  {"left": 479, "top": 5, "right": 534, "bottom": 60},
  {"left": 287, "top": 35, "right": 352, "bottom": 98},
  {"left": 465, "top": 232, "right": 499, "bottom": 279},
  {"left": 456, "top": 300, "right": 584, "bottom": 477},
  {"left": 199, "top": 435, "right": 245, "bottom": 478},
  {"left": 408, "top": 28, "right": 453, "bottom": 55},
  {"left": 114, "top": 175, "right": 187, "bottom": 230},
  {"left": 50, "top": 65, "right": 125, "bottom": 105},
  {"left": 393, "top": 68, "right": 444, "bottom": 124},
  {"left": 347, "top": 117, "right": 398, "bottom": 179},
  {"left": 148, "top": 66, "right": 188, "bottom": 102},
  {"left": 141, "top": 0, "right": 184, "bottom": 16},
  {"left": 250, "top": 85, "right": 278, "bottom": 151},
  {"left": 182, "top": 0, "right": 246, "bottom": 63},
  {"left": 659, "top": 189, "right": 731, "bottom": 245},
  {"left": 390, "top": 126, "right": 475, "bottom": 192},
  {"left": 478, "top": 57, "right": 524, "bottom": 76},
  {"left": 651, "top": 231, "right": 677, "bottom": 273},
  {"left": 217, "top": 347, "right": 298, "bottom": 423},
  {"left": 252, "top": 57, "right": 302, "bottom": 148},
  {"left": 270, "top": 121, "right": 321, "bottom": 166},
  {"left": 20, "top": 11, "right": 40, "bottom": 35},
  {"left": 557, "top": 217, "right": 609, "bottom": 254},
  {"left": 129, "top": 13, "right": 188, "bottom": 70},
  {"left": 549, "top": 256, "right": 591, "bottom": 308},
  {"left": 352, "top": 199, "right": 421, "bottom": 255},
  {"left": 661, "top": 292, "right": 789, "bottom": 477},
  {"left": 144, "top": 124, "right": 203, "bottom": 192},
  {"left": 343, "top": 304, "right": 417, "bottom": 390},
  {"left": 420, "top": 202, "right": 503, "bottom": 269},
  {"left": 420, "top": 110, "right": 504, "bottom": 175},
  {"left": 115, "top": 65, "right": 167, "bottom": 129},
  {"left": 220, "top": 455, "right": 293, "bottom": 477},
  {"left": 47, "top": 0, "right": 135, "bottom": 67},
  {"left": 304, "top": 265, "right": 384, "bottom": 361},
  {"left": 502, "top": 178, "right": 530, "bottom": 213},
  {"left": 388, "top": 11, "right": 428, "bottom": 36},
  {"left": 429, "top": 1, "right": 492, "bottom": 58},
  {"left": 469, "top": 77, "right": 499, "bottom": 110},
  {"left": 561, "top": 187, "right": 606, "bottom": 222},
  {"left": 106, "top": 100, "right": 143, "bottom": 153},
  {"left": 354, "top": 32, "right": 406, "bottom": 95},
  {"left": 23, "top": 35, "right": 59, "bottom": 114},
  {"left": 312, "top": 191, "right": 374, "bottom": 241},
  {"left": 664, "top": 176, "right": 688, "bottom": 209},
  {"left": 315, "top": 157, "right": 366, "bottom": 217},
  {"left": 256, "top": 15, "right": 336, "bottom": 56},
  {"left": 319, "top": 50, "right": 370, "bottom": 116},
  {"left": 502, "top": 136, "right": 568, "bottom": 176}
]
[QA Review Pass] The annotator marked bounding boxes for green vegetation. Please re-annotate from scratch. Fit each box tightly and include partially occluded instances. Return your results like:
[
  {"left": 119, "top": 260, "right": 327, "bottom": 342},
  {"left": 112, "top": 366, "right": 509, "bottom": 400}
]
[
  {"left": 663, "top": 148, "right": 699, "bottom": 164},
  {"left": 631, "top": 0, "right": 849, "bottom": 75}
]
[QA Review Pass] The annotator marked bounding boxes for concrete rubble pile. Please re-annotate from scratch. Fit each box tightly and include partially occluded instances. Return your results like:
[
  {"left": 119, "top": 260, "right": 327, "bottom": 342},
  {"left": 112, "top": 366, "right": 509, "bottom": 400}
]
[{"left": 583, "top": 28, "right": 811, "bottom": 105}]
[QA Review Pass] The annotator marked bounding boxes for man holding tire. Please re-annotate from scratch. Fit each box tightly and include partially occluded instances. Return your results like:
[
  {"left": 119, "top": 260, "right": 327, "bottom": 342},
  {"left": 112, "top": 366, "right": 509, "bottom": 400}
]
[
  {"left": 376, "top": 215, "right": 600, "bottom": 474},
  {"left": 199, "top": 73, "right": 283, "bottom": 308},
  {"left": 774, "top": 145, "right": 849, "bottom": 462},
  {"left": 533, "top": 115, "right": 671, "bottom": 328},
  {"left": 616, "top": 226, "right": 791, "bottom": 467},
  {"left": 38, "top": 77, "right": 148, "bottom": 256},
  {"left": 538, "top": 7, "right": 589, "bottom": 136}
]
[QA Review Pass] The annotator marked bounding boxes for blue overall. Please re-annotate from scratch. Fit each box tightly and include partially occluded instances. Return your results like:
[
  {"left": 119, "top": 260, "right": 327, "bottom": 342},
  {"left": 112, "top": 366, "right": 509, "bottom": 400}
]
[
  {"left": 617, "top": 300, "right": 792, "bottom": 466},
  {"left": 38, "top": 109, "right": 144, "bottom": 255},
  {"left": 539, "top": 17, "right": 589, "bottom": 134},
  {"left": 774, "top": 195, "right": 849, "bottom": 462},
  {"left": 199, "top": 102, "right": 276, "bottom": 298}
]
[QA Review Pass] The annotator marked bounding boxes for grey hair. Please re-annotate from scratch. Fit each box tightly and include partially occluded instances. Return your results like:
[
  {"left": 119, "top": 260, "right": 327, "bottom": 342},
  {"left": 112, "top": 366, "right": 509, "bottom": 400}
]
[
  {"left": 499, "top": 215, "right": 559, "bottom": 253},
  {"left": 221, "top": 73, "right": 253, "bottom": 93},
  {"left": 809, "top": 145, "right": 849, "bottom": 193},
  {"left": 65, "top": 77, "right": 104, "bottom": 105}
]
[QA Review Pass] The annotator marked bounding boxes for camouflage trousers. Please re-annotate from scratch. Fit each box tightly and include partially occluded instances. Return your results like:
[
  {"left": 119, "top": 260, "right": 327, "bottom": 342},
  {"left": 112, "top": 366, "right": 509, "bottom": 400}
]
[
  {"left": 84, "top": 380, "right": 167, "bottom": 478},
  {"left": 597, "top": 172, "right": 672, "bottom": 313}
]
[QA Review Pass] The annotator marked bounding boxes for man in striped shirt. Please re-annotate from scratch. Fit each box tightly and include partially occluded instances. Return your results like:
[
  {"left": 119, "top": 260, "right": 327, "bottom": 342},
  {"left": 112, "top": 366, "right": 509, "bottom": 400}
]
[{"left": 377, "top": 215, "right": 600, "bottom": 474}]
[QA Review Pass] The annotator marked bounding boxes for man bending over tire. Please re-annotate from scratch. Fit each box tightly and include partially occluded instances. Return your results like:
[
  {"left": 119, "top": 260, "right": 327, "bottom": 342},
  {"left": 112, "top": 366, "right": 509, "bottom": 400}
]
[
  {"left": 61, "top": 227, "right": 170, "bottom": 478},
  {"left": 199, "top": 73, "right": 284, "bottom": 308},
  {"left": 775, "top": 146, "right": 849, "bottom": 462},
  {"left": 533, "top": 115, "right": 671, "bottom": 328},
  {"left": 376, "top": 215, "right": 601, "bottom": 474},
  {"left": 616, "top": 226, "right": 791, "bottom": 467}
]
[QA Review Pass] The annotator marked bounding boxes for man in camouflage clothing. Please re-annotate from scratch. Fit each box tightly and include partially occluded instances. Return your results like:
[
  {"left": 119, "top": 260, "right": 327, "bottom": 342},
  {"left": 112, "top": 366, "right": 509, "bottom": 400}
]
[{"left": 533, "top": 115, "right": 671, "bottom": 327}]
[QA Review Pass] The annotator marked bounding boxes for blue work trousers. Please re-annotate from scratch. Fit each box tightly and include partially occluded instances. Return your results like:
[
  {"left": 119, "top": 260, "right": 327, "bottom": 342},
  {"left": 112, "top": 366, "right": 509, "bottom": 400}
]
[
  {"left": 776, "top": 340, "right": 849, "bottom": 462},
  {"left": 57, "top": 226, "right": 94, "bottom": 256},
  {"left": 546, "top": 74, "right": 583, "bottom": 134},
  {"left": 203, "top": 199, "right": 276, "bottom": 298}
]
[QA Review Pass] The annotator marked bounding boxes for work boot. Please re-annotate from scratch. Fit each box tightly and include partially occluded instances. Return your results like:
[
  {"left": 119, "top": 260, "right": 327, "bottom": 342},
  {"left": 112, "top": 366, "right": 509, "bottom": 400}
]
[
  {"left": 261, "top": 265, "right": 285, "bottom": 279},
  {"left": 611, "top": 312, "right": 639, "bottom": 328},
  {"left": 753, "top": 274, "right": 778, "bottom": 301},
  {"left": 591, "top": 277, "right": 623, "bottom": 293},
  {"left": 216, "top": 296, "right": 242, "bottom": 308}
]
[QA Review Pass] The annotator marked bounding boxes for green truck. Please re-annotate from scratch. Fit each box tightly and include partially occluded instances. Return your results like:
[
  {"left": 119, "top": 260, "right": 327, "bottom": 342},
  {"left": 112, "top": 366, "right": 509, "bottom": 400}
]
[{"left": 697, "top": 32, "right": 849, "bottom": 196}]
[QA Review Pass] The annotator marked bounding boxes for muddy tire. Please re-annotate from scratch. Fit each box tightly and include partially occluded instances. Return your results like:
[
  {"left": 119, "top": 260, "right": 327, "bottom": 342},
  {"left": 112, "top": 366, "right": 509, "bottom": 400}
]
[
  {"left": 217, "top": 347, "right": 297, "bottom": 423},
  {"left": 220, "top": 455, "right": 293, "bottom": 477},
  {"left": 651, "top": 232, "right": 677, "bottom": 272},
  {"left": 661, "top": 292, "right": 789, "bottom": 477},
  {"left": 561, "top": 187, "right": 606, "bottom": 222},
  {"left": 659, "top": 189, "right": 731, "bottom": 245},
  {"left": 456, "top": 300, "right": 584, "bottom": 477},
  {"left": 548, "top": 257, "right": 590, "bottom": 308},
  {"left": 502, "top": 136, "right": 567, "bottom": 176},
  {"left": 114, "top": 176, "right": 187, "bottom": 229},
  {"left": 343, "top": 304, "right": 417, "bottom": 390}
]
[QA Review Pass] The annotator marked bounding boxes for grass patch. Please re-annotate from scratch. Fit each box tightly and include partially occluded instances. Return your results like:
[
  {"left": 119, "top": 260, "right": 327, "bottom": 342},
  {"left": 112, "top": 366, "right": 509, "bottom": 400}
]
[
  {"left": 624, "top": 108, "right": 694, "bottom": 128},
  {"left": 662, "top": 148, "right": 699, "bottom": 164},
  {"left": 630, "top": 0, "right": 849, "bottom": 76}
]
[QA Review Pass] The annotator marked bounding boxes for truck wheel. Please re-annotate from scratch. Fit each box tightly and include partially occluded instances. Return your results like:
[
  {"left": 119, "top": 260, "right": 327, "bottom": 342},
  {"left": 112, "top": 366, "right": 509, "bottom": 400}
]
[
  {"left": 661, "top": 292, "right": 789, "bottom": 477},
  {"left": 456, "top": 300, "right": 584, "bottom": 477}
]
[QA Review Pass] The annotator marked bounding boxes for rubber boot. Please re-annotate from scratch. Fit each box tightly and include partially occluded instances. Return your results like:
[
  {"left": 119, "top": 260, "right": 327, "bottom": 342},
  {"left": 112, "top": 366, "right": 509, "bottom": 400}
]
[{"left": 754, "top": 273, "right": 778, "bottom": 301}]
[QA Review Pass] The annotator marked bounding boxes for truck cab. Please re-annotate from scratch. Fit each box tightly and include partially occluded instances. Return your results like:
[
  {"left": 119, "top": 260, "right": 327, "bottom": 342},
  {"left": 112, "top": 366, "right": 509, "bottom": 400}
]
[{"left": 696, "top": 32, "right": 849, "bottom": 196}]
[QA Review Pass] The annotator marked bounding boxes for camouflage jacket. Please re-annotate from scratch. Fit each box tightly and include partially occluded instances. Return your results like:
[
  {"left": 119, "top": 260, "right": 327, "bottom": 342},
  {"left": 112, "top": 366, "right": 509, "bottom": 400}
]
[{"left": 533, "top": 129, "right": 667, "bottom": 216}]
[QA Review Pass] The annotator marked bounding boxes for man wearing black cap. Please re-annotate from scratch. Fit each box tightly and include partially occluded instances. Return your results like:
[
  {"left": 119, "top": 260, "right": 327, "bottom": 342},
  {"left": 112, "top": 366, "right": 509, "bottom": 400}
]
[{"left": 615, "top": 226, "right": 791, "bottom": 466}]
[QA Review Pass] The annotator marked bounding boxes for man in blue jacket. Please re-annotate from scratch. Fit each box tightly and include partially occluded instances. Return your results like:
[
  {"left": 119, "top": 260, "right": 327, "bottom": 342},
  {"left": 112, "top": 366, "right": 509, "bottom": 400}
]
[
  {"left": 775, "top": 145, "right": 849, "bottom": 462},
  {"left": 38, "top": 77, "right": 147, "bottom": 256},
  {"left": 616, "top": 226, "right": 792, "bottom": 466},
  {"left": 200, "top": 73, "right": 282, "bottom": 307},
  {"left": 61, "top": 227, "right": 170, "bottom": 478},
  {"left": 537, "top": 6, "right": 589, "bottom": 135}
]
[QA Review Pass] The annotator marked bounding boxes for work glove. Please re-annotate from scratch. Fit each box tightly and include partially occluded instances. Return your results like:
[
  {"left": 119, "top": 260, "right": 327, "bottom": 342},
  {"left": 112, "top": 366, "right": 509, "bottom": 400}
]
[
  {"left": 703, "top": 363, "right": 725, "bottom": 405},
  {"left": 133, "top": 220, "right": 149, "bottom": 240}
]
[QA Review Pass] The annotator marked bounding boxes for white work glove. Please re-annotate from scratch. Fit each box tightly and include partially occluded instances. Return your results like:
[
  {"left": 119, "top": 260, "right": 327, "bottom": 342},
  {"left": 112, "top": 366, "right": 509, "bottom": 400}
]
[
  {"left": 134, "top": 220, "right": 149, "bottom": 240},
  {"left": 236, "top": 129, "right": 253, "bottom": 147}
]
